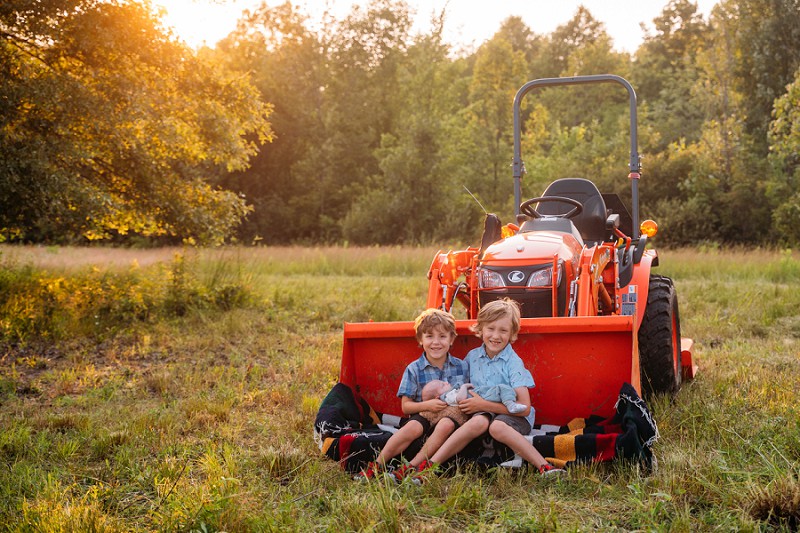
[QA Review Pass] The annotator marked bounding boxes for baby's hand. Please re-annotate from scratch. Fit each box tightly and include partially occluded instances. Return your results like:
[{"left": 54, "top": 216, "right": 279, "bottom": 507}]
[
  {"left": 458, "top": 391, "right": 485, "bottom": 415},
  {"left": 455, "top": 383, "right": 473, "bottom": 402},
  {"left": 425, "top": 399, "right": 448, "bottom": 413}
]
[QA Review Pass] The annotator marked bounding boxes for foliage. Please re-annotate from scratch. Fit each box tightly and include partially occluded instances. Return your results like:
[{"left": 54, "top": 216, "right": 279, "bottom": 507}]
[
  {"left": 640, "top": 0, "right": 797, "bottom": 245},
  {"left": 3, "top": 0, "right": 800, "bottom": 247},
  {"left": 214, "top": 1, "right": 328, "bottom": 243},
  {"left": 0, "top": 250, "right": 254, "bottom": 343},
  {"left": 767, "top": 67, "right": 800, "bottom": 244},
  {"left": 341, "top": 29, "right": 474, "bottom": 244},
  {"left": 0, "top": 0, "right": 272, "bottom": 244},
  {"left": 213, "top": 0, "right": 800, "bottom": 247},
  {"left": 730, "top": 0, "right": 800, "bottom": 148},
  {"left": 0, "top": 246, "right": 798, "bottom": 529},
  {"left": 633, "top": 0, "right": 709, "bottom": 151}
]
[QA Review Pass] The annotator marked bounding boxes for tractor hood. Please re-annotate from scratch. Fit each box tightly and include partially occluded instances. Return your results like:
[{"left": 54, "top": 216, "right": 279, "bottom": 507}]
[{"left": 481, "top": 231, "right": 583, "bottom": 266}]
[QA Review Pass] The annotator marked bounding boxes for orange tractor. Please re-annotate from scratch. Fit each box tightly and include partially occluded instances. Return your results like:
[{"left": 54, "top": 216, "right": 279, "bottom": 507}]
[{"left": 340, "top": 75, "right": 695, "bottom": 426}]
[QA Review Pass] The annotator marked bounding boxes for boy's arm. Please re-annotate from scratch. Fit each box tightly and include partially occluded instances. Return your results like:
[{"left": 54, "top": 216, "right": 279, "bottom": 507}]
[
  {"left": 503, "top": 355, "right": 533, "bottom": 416},
  {"left": 401, "top": 395, "right": 446, "bottom": 415},
  {"left": 509, "top": 386, "right": 532, "bottom": 417},
  {"left": 459, "top": 386, "right": 531, "bottom": 417}
]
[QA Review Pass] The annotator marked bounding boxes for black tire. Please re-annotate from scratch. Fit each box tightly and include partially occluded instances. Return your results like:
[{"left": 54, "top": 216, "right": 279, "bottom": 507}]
[{"left": 639, "top": 275, "right": 682, "bottom": 397}]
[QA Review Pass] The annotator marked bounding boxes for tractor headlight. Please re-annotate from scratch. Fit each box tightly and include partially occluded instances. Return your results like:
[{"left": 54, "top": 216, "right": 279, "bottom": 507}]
[
  {"left": 477, "top": 268, "right": 505, "bottom": 289},
  {"left": 527, "top": 263, "right": 563, "bottom": 287}
]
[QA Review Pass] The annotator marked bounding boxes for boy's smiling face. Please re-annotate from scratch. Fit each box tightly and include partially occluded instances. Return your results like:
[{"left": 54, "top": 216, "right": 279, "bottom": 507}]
[
  {"left": 420, "top": 325, "right": 455, "bottom": 366},
  {"left": 481, "top": 314, "right": 513, "bottom": 357}
]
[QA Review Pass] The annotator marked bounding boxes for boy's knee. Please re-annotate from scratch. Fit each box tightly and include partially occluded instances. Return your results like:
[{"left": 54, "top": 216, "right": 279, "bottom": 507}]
[
  {"left": 401, "top": 420, "right": 425, "bottom": 439},
  {"left": 467, "top": 415, "right": 490, "bottom": 434},
  {"left": 488, "top": 419, "right": 511, "bottom": 439},
  {"left": 435, "top": 418, "right": 456, "bottom": 433}
]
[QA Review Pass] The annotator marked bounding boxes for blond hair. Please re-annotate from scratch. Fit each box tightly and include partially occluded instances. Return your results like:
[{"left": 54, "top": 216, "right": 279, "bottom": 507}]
[
  {"left": 472, "top": 299, "right": 521, "bottom": 342},
  {"left": 413, "top": 308, "right": 457, "bottom": 342}
]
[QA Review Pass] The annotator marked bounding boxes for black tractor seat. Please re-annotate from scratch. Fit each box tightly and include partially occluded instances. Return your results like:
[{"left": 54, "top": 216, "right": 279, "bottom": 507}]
[{"left": 521, "top": 178, "right": 610, "bottom": 246}]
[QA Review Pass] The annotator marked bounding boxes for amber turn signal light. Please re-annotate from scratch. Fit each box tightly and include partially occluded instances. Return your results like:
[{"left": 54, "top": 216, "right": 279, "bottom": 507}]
[{"left": 640, "top": 219, "right": 658, "bottom": 237}]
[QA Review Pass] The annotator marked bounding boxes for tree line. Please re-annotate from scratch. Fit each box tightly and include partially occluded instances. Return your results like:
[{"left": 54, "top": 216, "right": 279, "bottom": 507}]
[{"left": 1, "top": 0, "right": 799, "bottom": 247}]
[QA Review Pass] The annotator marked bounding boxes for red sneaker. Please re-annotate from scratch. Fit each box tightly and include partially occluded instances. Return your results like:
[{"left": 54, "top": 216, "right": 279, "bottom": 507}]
[
  {"left": 411, "top": 460, "right": 437, "bottom": 485},
  {"left": 353, "top": 461, "right": 382, "bottom": 481},
  {"left": 538, "top": 463, "right": 566, "bottom": 476},
  {"left": 387, "top": 463, "right": 417, "bottom": 483}
]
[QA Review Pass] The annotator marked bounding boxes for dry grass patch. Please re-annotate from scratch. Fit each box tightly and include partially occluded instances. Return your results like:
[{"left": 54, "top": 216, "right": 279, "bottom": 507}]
[{"left": 747, "top": 472, "right": 800, "bottom": 529}]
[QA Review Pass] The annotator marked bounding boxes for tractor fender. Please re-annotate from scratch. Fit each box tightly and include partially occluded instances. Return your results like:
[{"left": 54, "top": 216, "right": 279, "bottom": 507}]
[
  {"left": 618, "top": 235, "right": 650, "bottom": 287},
  {"left": 628, "top": 249, "right": 657, "bottom": 329}
]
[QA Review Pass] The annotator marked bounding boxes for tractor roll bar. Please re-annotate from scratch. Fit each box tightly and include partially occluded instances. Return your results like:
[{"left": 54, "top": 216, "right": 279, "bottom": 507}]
[{"left": 512, "top": 74, "right": 641, "bottom": 237}]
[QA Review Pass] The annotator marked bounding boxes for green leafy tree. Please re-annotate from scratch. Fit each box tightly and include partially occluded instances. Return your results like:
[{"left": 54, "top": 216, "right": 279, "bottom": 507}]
[
  {"left": 630, "top": 0, "right": 710, "bottom": 221},
  {"left": 633, "top": 0, "right": 709, "bottom": 151},
  {"left": 294, "top": 0, "right": 413, "bottom": 242},
  {"left": 535, "top": 6, "right": 606, "bottom": 78},
  {"left": 214, "top": 2, "right": 326, "bottom": 243},
  {"left": 442, "top": 29, "right": 528, "bottom": 214},
  {"left": 0, "top": 0, "right": 271, "bottom": 244},
  {"left": 732, "top": 0, "right": 800, "bottom": 150},
  {"left": 494, "top": 16, "right": 544, "bottom": 70},
  {"left": 767, "top": 67, "right": 800, "bottom": 243},
  {"left": 654, "top": 2, "right": 771, "bottom": 245},
  {"left": 342, "top": 29, "right": 474, "bottom": 245}
]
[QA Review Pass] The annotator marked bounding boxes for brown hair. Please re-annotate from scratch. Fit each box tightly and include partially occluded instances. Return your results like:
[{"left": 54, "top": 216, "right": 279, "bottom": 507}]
[
  {"left": 471, "top": 299, "right": 521, "bottom": 342},
  {"left": 413, "top": 308, "right": 457, "bottom": 342}
]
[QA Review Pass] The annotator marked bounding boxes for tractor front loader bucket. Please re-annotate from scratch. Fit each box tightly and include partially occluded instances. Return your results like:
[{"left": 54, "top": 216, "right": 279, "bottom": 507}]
[{"left": 340, "top": 315, "right": 637, "bottom": 426}]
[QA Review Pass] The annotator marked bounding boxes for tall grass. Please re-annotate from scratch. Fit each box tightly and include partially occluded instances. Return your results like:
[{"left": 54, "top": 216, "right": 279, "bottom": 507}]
[
  {"left": 0, "top": 248, "right": 263, "bottom": 343},
  {"left": 0, "top": 245, "right": 798, "bottom": 530}
]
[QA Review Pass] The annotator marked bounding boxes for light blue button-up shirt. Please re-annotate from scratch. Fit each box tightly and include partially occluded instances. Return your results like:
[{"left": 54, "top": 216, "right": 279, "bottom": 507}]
[{"left": 464, "top": 343, "right": 536, "bottom": 426}]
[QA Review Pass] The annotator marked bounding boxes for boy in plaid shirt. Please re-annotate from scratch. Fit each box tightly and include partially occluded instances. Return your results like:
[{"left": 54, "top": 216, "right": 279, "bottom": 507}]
[{"left": 354, "top": 308, "right": 468, "bottom": 482}]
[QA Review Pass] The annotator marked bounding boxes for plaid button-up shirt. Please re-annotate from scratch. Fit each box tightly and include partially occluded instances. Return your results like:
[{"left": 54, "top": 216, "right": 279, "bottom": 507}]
[{"left": 396, "top": 353, "right": 469, "bottom": 402}]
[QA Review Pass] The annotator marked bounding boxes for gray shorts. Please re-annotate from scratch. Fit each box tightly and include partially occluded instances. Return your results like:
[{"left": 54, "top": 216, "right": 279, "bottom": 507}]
[{"left": 477, "top": 412, "right": 531, "bottom": 435}]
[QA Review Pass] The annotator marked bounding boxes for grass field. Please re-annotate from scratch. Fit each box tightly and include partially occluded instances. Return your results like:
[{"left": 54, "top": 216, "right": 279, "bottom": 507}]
[{"left": 0, "top": 245, "right": 798, "bottom": 531}]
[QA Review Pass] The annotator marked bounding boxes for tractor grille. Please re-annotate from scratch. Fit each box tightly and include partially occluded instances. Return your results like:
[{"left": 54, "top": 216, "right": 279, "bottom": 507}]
[{"left": 476, "top": 264, "right": 567, "bottom": 318}]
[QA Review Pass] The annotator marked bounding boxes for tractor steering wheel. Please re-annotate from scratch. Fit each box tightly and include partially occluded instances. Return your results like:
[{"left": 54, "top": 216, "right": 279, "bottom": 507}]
[{"left": 519, "top": 196, "right": 584, "bottom": 219}]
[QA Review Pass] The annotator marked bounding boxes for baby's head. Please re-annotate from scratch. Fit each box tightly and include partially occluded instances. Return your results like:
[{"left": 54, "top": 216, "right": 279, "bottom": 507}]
[
  {"left": 413, "top": 308, "right": 457, "bottom": 344},
  {"left": 422, "top": 379, "right": 453, "bottom": 401},
  {"left": 472, "top": 298, "right": 521, "bottom": 342}
]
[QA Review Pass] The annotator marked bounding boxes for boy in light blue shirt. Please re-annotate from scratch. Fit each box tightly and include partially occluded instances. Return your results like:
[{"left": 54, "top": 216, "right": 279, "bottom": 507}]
[{"left": 466, "top": 342, "right": 537, "bottom": 426}]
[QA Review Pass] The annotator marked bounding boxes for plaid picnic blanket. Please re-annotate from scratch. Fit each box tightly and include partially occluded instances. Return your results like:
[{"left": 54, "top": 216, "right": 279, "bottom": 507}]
[
  {"left": 314, "top": 382, "right": 658, "bottom": 472},
  {"left": 313, "top": 383, "right": 395, "bottom": 473},
  {"left": 529, "top": 382, "right": 659, "bottom": 468}
]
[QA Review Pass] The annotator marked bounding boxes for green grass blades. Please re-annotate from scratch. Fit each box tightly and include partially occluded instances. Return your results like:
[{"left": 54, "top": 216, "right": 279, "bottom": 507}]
[{"left": 0, "top": 245, "right": 798, "bottom": 530}]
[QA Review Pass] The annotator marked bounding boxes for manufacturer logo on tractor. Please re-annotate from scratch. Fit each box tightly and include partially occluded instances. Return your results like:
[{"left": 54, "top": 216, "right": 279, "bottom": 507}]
[{"left": 508, "top": 271, "right": 525, "bottom": 283}]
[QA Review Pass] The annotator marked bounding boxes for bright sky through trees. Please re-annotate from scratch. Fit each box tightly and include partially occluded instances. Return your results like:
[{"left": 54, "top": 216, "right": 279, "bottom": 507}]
[{"left": 155, "top": 0, "right": 718, "bottom": 52}]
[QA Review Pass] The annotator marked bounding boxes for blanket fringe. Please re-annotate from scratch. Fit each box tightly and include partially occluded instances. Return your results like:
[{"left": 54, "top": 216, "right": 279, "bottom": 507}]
[{"left": 615, "top": 392, "right": 660, "bottom": 448}]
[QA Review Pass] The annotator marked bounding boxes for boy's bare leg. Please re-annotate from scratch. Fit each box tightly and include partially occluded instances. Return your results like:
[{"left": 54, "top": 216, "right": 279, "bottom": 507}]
[
  {"left": 409, "top": 417, "right": 456, "bottom": 466},
  {"left": 376, "top": 421, "right": 423, "bottom": 465},
  {"left": 428, "top": 415, "right": 490, "bottom": 464},
  {"left": 488, "top": 419, "right": 547, "bottom": 469}
]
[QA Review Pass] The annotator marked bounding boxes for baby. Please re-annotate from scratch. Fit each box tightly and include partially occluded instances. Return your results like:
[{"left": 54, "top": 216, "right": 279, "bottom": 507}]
[
  {"left": 423, "top": 379, "right": 527, "bottom": 414},
  {"left": 418, "top": 380, "right": 468, "bottom": 426}
]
